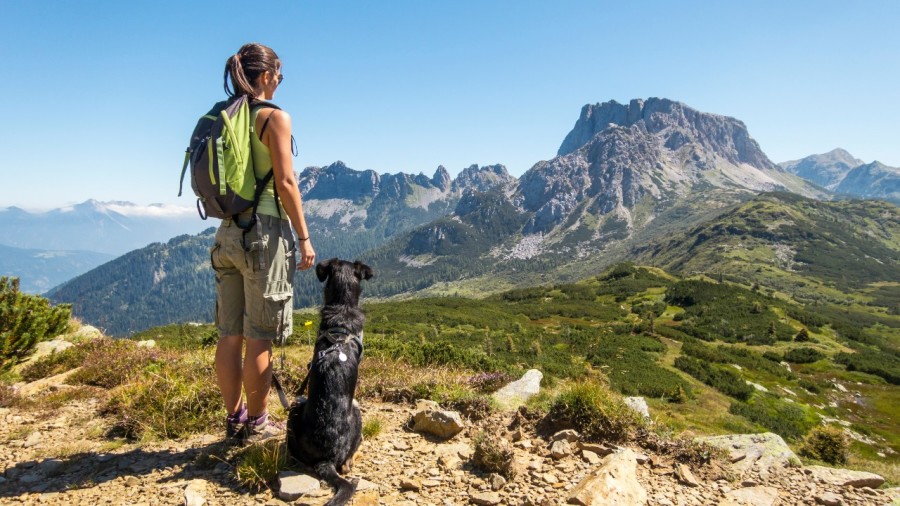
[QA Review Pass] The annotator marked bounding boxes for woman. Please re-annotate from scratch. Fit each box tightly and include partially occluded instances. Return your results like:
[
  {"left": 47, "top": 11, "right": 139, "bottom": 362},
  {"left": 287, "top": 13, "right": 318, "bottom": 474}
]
[{"left": 211, "top": 42, "right": 316, "bottom": 442}]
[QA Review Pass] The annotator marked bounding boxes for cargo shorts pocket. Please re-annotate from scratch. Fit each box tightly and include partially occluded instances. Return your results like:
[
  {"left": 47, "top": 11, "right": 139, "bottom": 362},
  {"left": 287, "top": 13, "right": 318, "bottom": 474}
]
[{"left": 255, "top": 280, "right": 292, "bottom": 337}]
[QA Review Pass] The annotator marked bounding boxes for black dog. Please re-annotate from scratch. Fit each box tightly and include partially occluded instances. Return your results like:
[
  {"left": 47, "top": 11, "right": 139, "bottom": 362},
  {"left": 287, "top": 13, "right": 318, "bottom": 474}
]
[{"left": 287, "top": 258, "right": 373, "bottom": 506}]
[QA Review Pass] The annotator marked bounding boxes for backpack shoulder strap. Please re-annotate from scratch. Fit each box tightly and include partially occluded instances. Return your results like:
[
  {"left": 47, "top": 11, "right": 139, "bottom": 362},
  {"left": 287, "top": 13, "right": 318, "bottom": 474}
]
[{"left": 252, "top": 101, "right": 282, "bottom": 139}]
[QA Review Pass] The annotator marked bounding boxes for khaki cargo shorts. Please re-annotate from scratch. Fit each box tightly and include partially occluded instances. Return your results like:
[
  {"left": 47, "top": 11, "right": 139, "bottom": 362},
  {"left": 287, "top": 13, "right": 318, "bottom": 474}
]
[{"left": 210, "top": 213, "right": 295, "bottom": 341}]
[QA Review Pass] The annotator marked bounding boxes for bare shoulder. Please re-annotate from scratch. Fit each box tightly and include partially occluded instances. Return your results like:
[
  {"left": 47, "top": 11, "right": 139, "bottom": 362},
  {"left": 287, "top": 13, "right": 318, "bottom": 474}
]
[{"left": 268, "top": 108, "right": 292, "bottom": 129}]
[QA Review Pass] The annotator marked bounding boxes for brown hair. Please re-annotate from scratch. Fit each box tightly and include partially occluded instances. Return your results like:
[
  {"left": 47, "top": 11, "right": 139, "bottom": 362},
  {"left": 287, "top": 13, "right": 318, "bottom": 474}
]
[{"left": 224, "top": 43, "right": 280, "bottom": 98}]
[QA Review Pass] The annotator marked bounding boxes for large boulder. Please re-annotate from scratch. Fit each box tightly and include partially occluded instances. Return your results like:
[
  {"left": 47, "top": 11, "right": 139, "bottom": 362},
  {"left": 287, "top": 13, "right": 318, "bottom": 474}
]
[
  {"left": 567, "top": 448, "right": 647, "bottom": 505},
  {"left": 492, "top": 369, "right": 543, "bottom": 410},
  {"left": 412, "top": 400, "right": 465, "bottom": 439},
  {"left": 624, "top": 397, "right": 651, "bottom": 420},
  {"left": 804, "top": 465, "right": 885, "bottom": 489},
  {"left": 697, "top": 433, "right": 800, "bottom": 479}
]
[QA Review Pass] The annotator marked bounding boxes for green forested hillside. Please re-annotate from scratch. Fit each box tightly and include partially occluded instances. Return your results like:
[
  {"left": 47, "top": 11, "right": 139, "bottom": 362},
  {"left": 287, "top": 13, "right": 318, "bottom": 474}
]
[{"left": 342, "top": 263, "right": 898, "bottom": 472}]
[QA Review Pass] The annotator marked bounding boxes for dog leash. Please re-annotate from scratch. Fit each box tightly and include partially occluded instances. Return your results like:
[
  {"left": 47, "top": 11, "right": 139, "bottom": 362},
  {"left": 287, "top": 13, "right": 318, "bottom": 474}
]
[{"left": 271, "top": 333, "right": 291, "bottom": 410}]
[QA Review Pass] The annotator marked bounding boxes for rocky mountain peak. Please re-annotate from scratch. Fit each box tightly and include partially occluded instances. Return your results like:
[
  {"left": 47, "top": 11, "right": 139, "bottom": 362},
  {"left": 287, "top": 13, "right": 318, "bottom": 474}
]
[
  {"left": 451, "top": 164, "right": 515, "bottom": 193},
  {"left": 557, "top": 98, "right": 774, "bottom": 169},
  {"left": 432, "top": 165, "right": 451, "bottom": 191}
]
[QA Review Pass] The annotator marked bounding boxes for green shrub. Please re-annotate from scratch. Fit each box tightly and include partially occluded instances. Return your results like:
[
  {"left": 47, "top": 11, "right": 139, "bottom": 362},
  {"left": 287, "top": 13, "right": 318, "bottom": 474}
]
[
  {"left": 794, "top": 328, "right": 810, "bottom": 342},
  {"left": 836, "top": 349, "right": 900, "bottom": 385},
  {"left": 472, "top": 431, "right": 517, "bottom": 478},
  {"left": 234, "top": 439, "right": 288, "bottom": 491},
  {"left": 548, "top": 382, "right": 644, "bottom": 442},
  {"left": 798, "top": 378, "right": 821, "bottom": 394},
  {"left": 1, "top": 277, "right": 71, "bottom": 368},
  {"left": 104, "top": 354, "right": 221, "bottom": 440},
  {"left": 69, "top": 339, "right": 173, "bottom": 389},
  {"left": 674, "top": 356, "right": 754, "bottom": 400},
  {"left": 799, "top": 425, "right": 849, "bottom": 464},
  {"left": 362, "top": 416, "right": 384, "bottom": 439},
  {"left": 729, "top": 396, "right": 817, "bottom": 439},
  {"left": 588, "top": 334, "right": 692, "bottom": 399},
  {"left": 784, "top": 347, "right": 825, "bottom": 364}
]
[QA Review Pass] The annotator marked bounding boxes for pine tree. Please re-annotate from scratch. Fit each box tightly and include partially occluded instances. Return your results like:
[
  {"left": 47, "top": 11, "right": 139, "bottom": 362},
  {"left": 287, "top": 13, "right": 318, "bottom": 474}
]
[{"left": 1, "top": 277, "right": 71, "bottom": 367}]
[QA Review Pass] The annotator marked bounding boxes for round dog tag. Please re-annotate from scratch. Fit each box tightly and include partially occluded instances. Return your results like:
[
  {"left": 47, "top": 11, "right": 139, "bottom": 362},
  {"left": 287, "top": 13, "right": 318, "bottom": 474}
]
[{"left": 339, "top": 352, "right": 348, "bottom": 362}]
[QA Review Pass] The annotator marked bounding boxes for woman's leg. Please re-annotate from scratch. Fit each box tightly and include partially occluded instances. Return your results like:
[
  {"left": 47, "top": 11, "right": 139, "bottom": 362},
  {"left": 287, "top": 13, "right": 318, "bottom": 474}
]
[
  {"left": 215, "top": 334, "right": 245, "bottom": 415},
  {"left": 244, "top": 337, "right": 274, "bottom": 417}
]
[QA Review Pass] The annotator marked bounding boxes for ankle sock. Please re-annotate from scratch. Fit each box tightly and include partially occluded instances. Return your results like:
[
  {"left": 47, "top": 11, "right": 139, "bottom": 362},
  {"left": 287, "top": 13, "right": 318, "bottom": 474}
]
[
  {"left": 226, "top": 404, "right": 248, "bottom": 424},
  {"left": 247, "top": 412, "right": 269, "bottom": 427}
]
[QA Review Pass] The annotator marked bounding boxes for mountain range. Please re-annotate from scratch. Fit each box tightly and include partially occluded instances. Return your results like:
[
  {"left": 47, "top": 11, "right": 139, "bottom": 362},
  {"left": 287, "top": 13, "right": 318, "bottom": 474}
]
[
  {"left": 780, "top": 148, "right": 900, "bottom": 203},
  {"left": 43, "top": 97, "right": 900, "bottom": 335}
]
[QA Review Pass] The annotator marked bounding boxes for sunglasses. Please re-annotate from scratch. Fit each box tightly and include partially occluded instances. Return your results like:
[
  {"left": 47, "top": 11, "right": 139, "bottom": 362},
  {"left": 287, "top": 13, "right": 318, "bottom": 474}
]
[{"left": 274, "top": 71, "right": 284, "bottom": 86}]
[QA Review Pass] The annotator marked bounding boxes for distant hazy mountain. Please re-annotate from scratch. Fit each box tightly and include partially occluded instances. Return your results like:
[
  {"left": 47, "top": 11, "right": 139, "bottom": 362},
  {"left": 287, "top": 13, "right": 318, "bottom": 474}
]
[
  {"left": 0, "top": 200, "right": 209, "bottom": 255},
  {"left": 780, "top": 150, "right": 899, "bottom": 204},
  {"left": 49, "top": 163, "right": 513, "bottom": 335},
  {"left": 779, "top": 148, "right": 864, "bottom": 190},
  {"left": 0, "top": 245, "right": 114, "bottom": 294},
  {"left": 834, "top": 161, "right": 900, "bottom": 203}
]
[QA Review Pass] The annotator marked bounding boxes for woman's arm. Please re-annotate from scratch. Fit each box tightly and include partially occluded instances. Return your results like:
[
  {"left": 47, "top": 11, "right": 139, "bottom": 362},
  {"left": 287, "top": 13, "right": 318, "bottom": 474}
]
[{"left": 262, "top": 109, "right": 316, "bottom": 271}]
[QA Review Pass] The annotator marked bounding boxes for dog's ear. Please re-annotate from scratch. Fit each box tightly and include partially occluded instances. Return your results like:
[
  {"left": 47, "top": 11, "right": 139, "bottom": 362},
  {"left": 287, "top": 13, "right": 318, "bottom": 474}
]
[
  {"left": 316, "top": 258, "right": 339, "bottom": 282},
  {"left": 353, "top": 260, "right": 374, "bottom": 281}
]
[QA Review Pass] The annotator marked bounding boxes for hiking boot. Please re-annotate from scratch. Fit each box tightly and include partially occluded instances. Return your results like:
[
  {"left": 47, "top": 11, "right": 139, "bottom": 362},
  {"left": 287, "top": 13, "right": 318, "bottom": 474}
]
[
  {"left": 243, "top": 412, "right": 285, "bottom": 443},
  {"left": 225, "top": 404, "right": 248, "bottom": 444}
]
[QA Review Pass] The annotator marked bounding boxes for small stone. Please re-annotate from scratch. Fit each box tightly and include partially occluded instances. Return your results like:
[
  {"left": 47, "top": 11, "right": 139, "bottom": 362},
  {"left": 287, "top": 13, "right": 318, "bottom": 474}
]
[
  {"left": 277, "top": 472, "right": 320, "bottom": 502},
  {"left": 634, "top": 453, "right": 650, "bottom": 465},
  {"left": 393, "top": 440, "right": 411, "bottom": 451},
  {"left": 23, "top": 432, "right": 42, "bottom": 448},
  {"left": 578, "top": 442, "right": 614, "bottom": 456},
  {"left": 399, "top": 478, "right": 421, "bottom": 491},
  {"left": 489, "top": 473, "right": 507, "bottom": 491},
  {"left": 184, "top": 479, "right": 208, "bottom": 506},
  {"left": 815, "top": 492, "right": 843, "bottom": 506},
  {"left": 676, "top": 464, "right": 700, "bottom": 487},
  {"left": 542, "top": 473, "right": 558, "bottom": 484},
  {"left": 470, "top": 492, "right": 502, "bottom": 505},
  {"left": 582, "top": 450, "right": 602, "bottom": 465},
  {"left": 551, "top": 429, "right": 580, "bottom": 443},
  {"left": 550, "top": 440, "right": 571, "bottom": 460},
  {"left": 438, "top": 455, "right": 461, "bottom": 469},
  {"left": 355, "top": 478, "right": 378, "bottom": 491}
]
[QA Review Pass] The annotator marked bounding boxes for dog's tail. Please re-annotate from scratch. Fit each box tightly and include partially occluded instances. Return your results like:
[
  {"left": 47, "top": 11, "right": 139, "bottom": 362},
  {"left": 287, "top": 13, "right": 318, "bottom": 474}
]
[{"left": 316, "top": 461, "right": 357, "bottom": 506}]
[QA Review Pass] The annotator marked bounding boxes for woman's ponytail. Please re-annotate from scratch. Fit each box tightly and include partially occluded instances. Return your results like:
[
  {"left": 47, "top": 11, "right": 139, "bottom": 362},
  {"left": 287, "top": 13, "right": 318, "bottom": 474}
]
[{"left": 223, "top": 43, "right": 280, "bottom": 98}]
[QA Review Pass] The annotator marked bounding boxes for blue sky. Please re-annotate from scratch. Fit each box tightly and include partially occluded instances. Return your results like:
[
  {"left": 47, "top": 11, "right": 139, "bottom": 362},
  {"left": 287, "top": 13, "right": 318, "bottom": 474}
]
[{"left": 2, "top": 1, "right": 898, "bottom": 209}]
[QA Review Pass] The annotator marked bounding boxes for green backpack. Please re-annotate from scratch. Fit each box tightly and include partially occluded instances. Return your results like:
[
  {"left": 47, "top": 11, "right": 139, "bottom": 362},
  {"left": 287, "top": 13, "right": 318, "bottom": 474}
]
[{"left": 178, "top": 95, "right": 281, "bottom": 222}]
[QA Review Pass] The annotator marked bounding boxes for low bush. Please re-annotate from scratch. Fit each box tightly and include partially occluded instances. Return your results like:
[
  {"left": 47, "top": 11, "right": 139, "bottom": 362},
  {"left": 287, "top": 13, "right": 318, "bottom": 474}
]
[
  {"left": 362, "top": 416, "right": 384, "bottom": 439},
  {"left": 234, "top": 439, "right": 287, "bottom": 491},
  {"left": 467, "top": 372, "right": 516, "bottom": 393},
  {"left": 674, "top": 356, "right": 754, "bottom": 400},
  {"left": 547, "top": 382, "right": 645, "bottom": 442},
  {"left": 104, "top": 353, "right": 221, "bottom": 440},
  {"left": 799, "top": 425, "right": 848, "bottom": 465},
  {"left": 784, "top": 347, "right": 825, "bottom": 364},
  {"left": 70, "top": 339, "right": 174, "bottom": 389},
  {"left": 472, "top": 431, "right": 517, "bottom": 478},
  {"left": 836, "top": 349, "right": 900, "bottom": 385},
  {"left": 728, "top": 396, "right": 817, "bottom": 439},
  {"left": 797, "top": 378, "right": 821, "bottom": 394}
]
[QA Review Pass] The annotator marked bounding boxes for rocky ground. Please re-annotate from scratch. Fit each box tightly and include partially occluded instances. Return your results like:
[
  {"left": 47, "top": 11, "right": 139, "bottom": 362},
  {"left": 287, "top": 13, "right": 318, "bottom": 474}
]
[{"left": 2, "top": 388, "right": 899, "bottom": 506}]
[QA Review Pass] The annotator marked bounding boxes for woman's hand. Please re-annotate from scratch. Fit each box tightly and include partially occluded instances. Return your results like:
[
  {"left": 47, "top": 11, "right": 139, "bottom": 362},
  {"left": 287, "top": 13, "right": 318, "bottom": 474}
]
[{"left": 298, "top": 239, "right": 316, "bottom": 271}]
